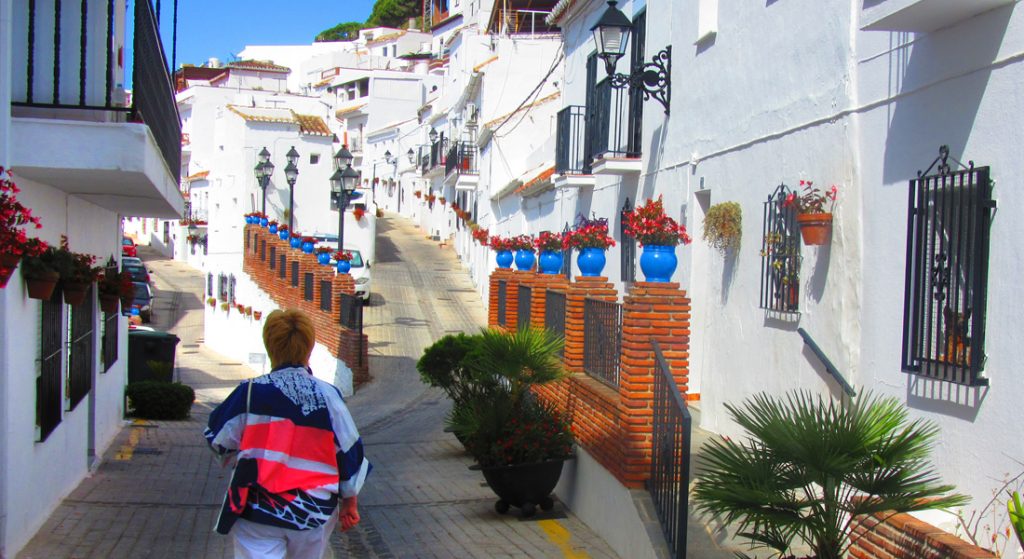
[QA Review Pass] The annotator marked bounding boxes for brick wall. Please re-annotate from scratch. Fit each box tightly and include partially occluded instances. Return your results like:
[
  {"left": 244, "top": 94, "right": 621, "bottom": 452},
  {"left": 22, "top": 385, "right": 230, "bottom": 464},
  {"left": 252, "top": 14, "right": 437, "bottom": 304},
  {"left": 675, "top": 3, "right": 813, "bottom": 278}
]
[
  {"left": 849, "top": 511, "right": 997, "bottom": 559},
  {"left": 242, "top": 225, "right": 369, "bottom": 385}
]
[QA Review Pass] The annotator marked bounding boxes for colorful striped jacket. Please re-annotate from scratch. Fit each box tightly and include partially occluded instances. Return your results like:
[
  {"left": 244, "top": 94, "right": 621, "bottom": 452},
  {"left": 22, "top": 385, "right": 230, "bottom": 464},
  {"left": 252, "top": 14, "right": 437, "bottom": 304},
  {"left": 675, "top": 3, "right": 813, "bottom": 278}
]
[{"left": 204, "top": 365, "right": 370, "bottom": 534}]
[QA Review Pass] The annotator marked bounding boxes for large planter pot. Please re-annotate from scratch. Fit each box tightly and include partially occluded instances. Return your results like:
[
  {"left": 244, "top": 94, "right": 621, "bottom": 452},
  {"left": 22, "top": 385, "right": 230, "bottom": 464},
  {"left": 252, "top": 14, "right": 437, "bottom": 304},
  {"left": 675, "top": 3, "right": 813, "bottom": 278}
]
[
  {"left": 515, "top": 250, "right": 536, "bottom": 271},
  {"left": 336, "top": 260, "right": 351, "bottom": 274},
  {"left": 639, "top": 244, "right": 678, "bottom": 283},
  {"left": 268, "top": 223, "right": 278, "bottom": 234},
  {"left": 577, "top": 247, "right": 606, "bottom": 277},
  {"left": 62, "top": 281, "right": 90, "bottom": 306},
  {"left": 245, "top": 215, "right": 254, "bottom": 225},
  {"left": 0, "top": 253, "right": 21, "bottom": 288},
  {"left": 316, "top": 252, "right": 331, "bottom": 266},
  {"left": 290, "top": 236, "right": 302, "bottom": 249},
  {"left": 538, "top": 250, "right": 563, "bottom": 275},
  {"left": 25, "top": 271, "right": 59, "bottom": 301},
  {"left": 278, "top": 230, "right": 289, "bottom": 241},
  {"left": 99, "top": 294, "right": 120, "bottom": 313},
  {"left": 302, "top": 241, "right": 315, "bottom": 254},
  {"left": 259, "top": 217, "right": 269, "bottom": 227},
  {"left": 796, "top": 212, "right": 833, "bottom": 246},
  {"left": 495, "top": 250, "right": 514, "bottom": 269},
  {"left": 474, "top": 459, "right": 569, "bottom": 518}
]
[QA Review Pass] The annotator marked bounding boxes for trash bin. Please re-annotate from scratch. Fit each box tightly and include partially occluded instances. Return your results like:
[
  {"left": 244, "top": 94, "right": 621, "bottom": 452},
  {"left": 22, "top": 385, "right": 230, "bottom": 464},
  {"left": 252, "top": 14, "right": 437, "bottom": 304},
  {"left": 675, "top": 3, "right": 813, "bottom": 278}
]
[{"left": 127, "top": 329, "right": 180, "bottom": 384}]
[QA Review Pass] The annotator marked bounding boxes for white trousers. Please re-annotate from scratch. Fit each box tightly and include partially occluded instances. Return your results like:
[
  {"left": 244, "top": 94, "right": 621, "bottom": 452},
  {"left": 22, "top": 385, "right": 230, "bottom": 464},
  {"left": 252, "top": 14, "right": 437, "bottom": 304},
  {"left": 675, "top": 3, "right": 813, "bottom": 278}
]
[{"left": 232, "top": 513, "right": 337, "bottom": 559}]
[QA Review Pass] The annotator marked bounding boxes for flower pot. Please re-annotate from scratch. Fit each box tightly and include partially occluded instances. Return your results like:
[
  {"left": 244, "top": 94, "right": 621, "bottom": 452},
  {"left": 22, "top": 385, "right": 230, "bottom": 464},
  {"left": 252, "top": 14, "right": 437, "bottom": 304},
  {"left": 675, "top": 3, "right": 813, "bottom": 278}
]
[
  {"left": 253, "top": 311, "right": 262, "bottom": 320},
  {"left": 259, "top": 217, "right": 269, "bottom": 227},
  {"left": 336, "top": 260, "right": 351, "bottom": 274},
  {"left": 290, "top": 237, "right": 302, "bottom": 249},
  {"left": 62, "top": 281, "right": 90, "bottom": 306},
  {"left": 302, "top": 241, "right": 315, "bottom": 254},
  {"left": 796, "top": 212, "right": 833, "bottom": 246},
  {"left": 639, "top": 244, "right": 678, "bottom": 283},
  {"left": 25, "top": 271, "right": 59, "bottom": 301},
  {"left": 577, "top": 247, "right": 606, "bottom": 277},
  {"left": 269, "top": 224, "right": 278, "bottom": 234},
  {"left": 317, "top": 252, "right": 331, "bottom": 265},
  {"left": 514, "top": 250, "right": 536, "bottom": 271},
  {"left": 99, "top": 294, "right": 119, "bottom": 313},
  {"left": 496, "top": 250, "right": 514, "bottom": 269},
  {"left": 0, "top": 253, "right": 21, "bottom": 288},
  {"left": 474, "top": 459, "right": 569, "bottom": 518},
  {"left": 245, "top": 216, "right": 253, "bottom": 225},
  {"left": 278, "top": 230, "right": 289, "bottom": 241},
  {"left": 538, "top": 250, "right": 563, "bottom": 275}
]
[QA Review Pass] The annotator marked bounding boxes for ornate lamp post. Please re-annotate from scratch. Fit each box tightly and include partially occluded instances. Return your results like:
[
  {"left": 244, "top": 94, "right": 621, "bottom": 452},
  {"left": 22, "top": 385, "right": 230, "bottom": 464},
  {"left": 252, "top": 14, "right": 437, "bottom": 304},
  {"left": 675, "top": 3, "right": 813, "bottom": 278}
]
[
  {"left": 407, "top": 148, "right": 415, "bottom": 163},
  {"left": 284, "top": 146, "right": 299, "bottom": 229},
  {"left": 254, "top": 147, "right": 274, "bottom": 214},
  {"left": 591, "top": 0, "right": 671, "bottom": 114},
  {"left": 330, "top": 144, "right": 359, "bottom": 253}
]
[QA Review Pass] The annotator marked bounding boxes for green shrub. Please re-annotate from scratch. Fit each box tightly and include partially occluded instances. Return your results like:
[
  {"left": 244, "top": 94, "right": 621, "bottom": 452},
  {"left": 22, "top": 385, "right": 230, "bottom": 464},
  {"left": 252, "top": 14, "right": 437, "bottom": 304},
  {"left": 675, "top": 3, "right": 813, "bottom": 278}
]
[
  {"left": 127, "top": 381, "right": 195, "bottom": 420},
  {"left": 417, "top": 333, "right": 488, "bottom": 405}
]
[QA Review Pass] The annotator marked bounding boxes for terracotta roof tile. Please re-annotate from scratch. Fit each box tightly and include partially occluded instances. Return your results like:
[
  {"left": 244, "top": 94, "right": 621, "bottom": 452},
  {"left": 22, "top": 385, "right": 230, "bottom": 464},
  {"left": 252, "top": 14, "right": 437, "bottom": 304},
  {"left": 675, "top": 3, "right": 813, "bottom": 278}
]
[
  {"left": 227, "top": 60, "right": 291, "bottom": 73},
  {"left": 367, "top": 31, "right": 406, "bottom": 45},
  {"left": 473, "top": 56, "right": 499, "bottom": 72},
  {"left": 293, "top": 113, "right": 332, "bottom": 136},
  {"left": 226, "top": 105, "right": 295, "bottom": 124},
  {"left": 515, "top": 165, "right": 555, "bottom": 195},
  {"left": 335, "top": 103, "right": 368, "bottom": 119},
  {"left": 186, "top": 171, "right": 210, "bottom": 181}
]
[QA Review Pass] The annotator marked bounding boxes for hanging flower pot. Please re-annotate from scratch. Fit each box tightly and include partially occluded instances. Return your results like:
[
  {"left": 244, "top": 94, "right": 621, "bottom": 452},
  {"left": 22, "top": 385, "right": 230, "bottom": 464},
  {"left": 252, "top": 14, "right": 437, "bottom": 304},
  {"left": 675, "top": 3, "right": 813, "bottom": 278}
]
[
  {"left": 0, "top": 253, "right": 21, "bottom": 288},
  {"left": 795, "top": 213, "right": 833, "bottom": 246},
  {"left": 99, "top": 294, "right": 119, "bottom": 314},
  {"left": 576, "top": 247, "right": 606, "bottom": 277},
  {"left": 495, "top": 250, "right": 513, "bottom": 269},
  {"left": 62, "top": 281, "right": 90, "bottom": 306},
  {"left": 514, "top": 249, "right": 535, "bottom": 271},
  {"left": 537, "top": 250, "right": 563, "bottom": 275},
  {"left": 25, "top": 270, "right": 59, "bottom": 300},
  {"left": 639, "top": 245, "right": 678, "bottom": 283},
  {"left": 253, "top": 311, "right": 262, "bottom": 320}
]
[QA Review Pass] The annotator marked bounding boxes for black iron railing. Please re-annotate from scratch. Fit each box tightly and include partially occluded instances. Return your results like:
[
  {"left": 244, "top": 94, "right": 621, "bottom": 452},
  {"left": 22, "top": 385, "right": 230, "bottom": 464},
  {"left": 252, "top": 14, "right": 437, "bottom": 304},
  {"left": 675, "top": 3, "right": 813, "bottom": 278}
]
[
  {"left": 591, "top": 78, "right": 640, "bottom": 160},
  {"left": 14, "top": 0, "right": 181, "bottom": 184},
  {"left": 798, "top": 328, "right": 856, "bottom": 397},
  {"left": 649, "top": 339, "right": 691, "bottom": 559},
  {"left": 303, "top": 273, "right": 314, "bottom": 301},
  {"left": 545, "top": 290, "right": 566, "bottom": 356},
  {"left": 583, "top": 297, "right": 622, "bottom": 386},
  {"left": 68, "top": 285, "right": 95, "bottom": 410},
  {"left": 228, "top": 274, "right": 236, "bottom": 304},
  {"left": 279, "top": 255, "right": 287, "bottom": 278},
  {"left": 260, "top": 239, "right": 266, "bottom": 261},
  {"left": 517, "top": 284, "right": 532, "bottom": 330},
  {"left": 422, "top": 136, "right": 449, "bottom": 174},
  {"left": 269, "top": 247, "right": 276, "bottom": 270},
  {"left": 561, "top": 222, "right": 573, "bottom": 278},
  {"left": 621, "top": 198, "right": 636, "bottom": 283},
  {"left": 556, "top": 106, "right": 591, "bottom": 175},
  {"left": 496, "top": 280, "right": 508, "bottom": 327},
  {"left": 207, "top": 272, "right": 213, "bottom": 297},
  {"left": 445, "top": 141, "right": 478, "bottom": 176},
  {"left": 291, "top": 261, "right": 299, "bottom": 287},
  {"left": 218, "top": 273, "right": 227, "bottom": 300},
  {"left": 339, "top": 292, "right": 364, "bottom": 367},
  {"left": 102, "top": 310, "right": 118, "bottom": 373},
  {"left": 902, "top": 147, "right": 994, "bottom": 386},
  {"left": 320, "top": 280, "right": 332, "bottom": 312},
  {"left": 38, "top": 287, "right": 63, "bottom": 442},
  {"left": 760, "top": 184, "right": 800, "bottom": 313}
]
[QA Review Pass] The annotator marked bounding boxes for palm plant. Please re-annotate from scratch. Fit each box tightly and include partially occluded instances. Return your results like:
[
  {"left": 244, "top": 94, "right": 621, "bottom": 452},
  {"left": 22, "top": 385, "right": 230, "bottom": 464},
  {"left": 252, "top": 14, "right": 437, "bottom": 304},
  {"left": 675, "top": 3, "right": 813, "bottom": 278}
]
[{"left": 693, "top": 391, "right": 967, "bottom": 559}]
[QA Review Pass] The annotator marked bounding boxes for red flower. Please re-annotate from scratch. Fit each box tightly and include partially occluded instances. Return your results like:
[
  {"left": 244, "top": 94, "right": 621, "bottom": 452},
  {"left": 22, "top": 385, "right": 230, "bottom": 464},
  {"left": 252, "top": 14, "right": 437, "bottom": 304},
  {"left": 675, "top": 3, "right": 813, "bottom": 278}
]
[{"left": 624, "top": 197, "right": 692, "bottom": 247}]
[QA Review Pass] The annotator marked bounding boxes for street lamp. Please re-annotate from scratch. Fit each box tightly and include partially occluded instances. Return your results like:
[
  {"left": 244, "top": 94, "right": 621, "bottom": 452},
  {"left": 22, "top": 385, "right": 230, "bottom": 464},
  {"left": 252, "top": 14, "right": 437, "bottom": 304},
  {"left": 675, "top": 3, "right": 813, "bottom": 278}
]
[
  {"left": 591, "top": 0, "right": 672, "bottom": 114},
  {"left": 428, "top": 128, "right": 438, "bottom": 144},
  {"left": 330, "top": 146, "right": 360, "bottom": 255},
  {"left": 253, "top": 153, "right": 274, "bottom": 214},
  {"left": 284, "top": 146, "right": 299, "bottom": 229},
  {"left": 384, "top": 150, "right": 394, "bottom": 164},
  {"left": 407, "top": 148, "right": 415, "bottom": 163}
]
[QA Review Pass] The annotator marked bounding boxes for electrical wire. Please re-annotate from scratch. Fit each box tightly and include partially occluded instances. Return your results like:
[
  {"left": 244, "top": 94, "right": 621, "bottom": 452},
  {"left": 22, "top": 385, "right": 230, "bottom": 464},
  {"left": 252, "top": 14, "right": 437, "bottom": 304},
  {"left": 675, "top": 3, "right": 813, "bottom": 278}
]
[{"left": 492, "top": 49, "right": 562, "bottom": 137}]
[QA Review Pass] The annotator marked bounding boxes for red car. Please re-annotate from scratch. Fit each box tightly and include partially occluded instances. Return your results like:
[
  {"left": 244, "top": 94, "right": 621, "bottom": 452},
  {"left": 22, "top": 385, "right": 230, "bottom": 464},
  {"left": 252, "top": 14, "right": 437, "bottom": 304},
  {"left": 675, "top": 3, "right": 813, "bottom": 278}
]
[{"left": 122, "top": 237, "right": 137, "bottom": 257}]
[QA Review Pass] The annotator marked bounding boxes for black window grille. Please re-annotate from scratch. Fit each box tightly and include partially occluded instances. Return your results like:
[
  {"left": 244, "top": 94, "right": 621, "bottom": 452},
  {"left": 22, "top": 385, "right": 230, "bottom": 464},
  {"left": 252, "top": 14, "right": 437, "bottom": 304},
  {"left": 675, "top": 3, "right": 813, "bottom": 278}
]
[
  {"left": 260, "top": 239, "right": 266, "bottom": 261},
  {"left": 759, "top": 184, "right": 801, "bottom": 313},
  {"left": 320, "top": 280, "right": 332, "bottom": 312},
  {"left": 291, "top": 262, "right": 299, "bottom": 287},
  {"left": 496, "top": 280, "right": 507, "bottom": 327},
  {"left": 68, "top": 285, "right": 94, "bottom": 410},
  {"left": 207, "top": 272, "right": 213, "bottom": 297},
  {"left": 561, "top": 222, "right": 573, "bottom": 278},
  {"left": 38, "top": 287, "right": 63, "bottom": 441},
  {"left": 304, "top": 273, "right": 314, "bottom": 301},
  {"left": 902, "top": 146, "right": 994, "bottom": 386},
  {"left": 101, "top": 310, "right": 118, "bottom": 373},
  {"left": 583, "top": 297, "right": 622, "bottom": 386},
  {"left": 279, "top": 255, "right": 287, "bottom": 278},
  {"left": 545, "top": 290, "right": 566, "bottom": 356},
  {"left": 517, "top": 285, "right": 532, "bottom": 330},
  {"left": 245, "top": 231, "right": 249, "bottom": 250},
  {"left": 228, "top": 274, "right": 236, "bottom": 304},
  {"left": 218, "top": 273, "right": 227, "bottom": 300},
  {"left": 621, "top": 198, "right": 637, "bottom": 284},
  {"left": 269, "top": 247, "right": 276, "bottom": 269}
]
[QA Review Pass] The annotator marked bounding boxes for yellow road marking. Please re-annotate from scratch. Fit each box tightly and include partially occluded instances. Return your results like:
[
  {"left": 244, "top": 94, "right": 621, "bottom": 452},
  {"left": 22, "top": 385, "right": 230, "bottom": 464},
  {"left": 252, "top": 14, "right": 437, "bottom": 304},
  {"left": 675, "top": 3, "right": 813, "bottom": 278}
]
[
  {"left": 539, "top": 519, "right": 591, "bottom": 559},
  {"left": 113, "top": 420, "right": 148, "bottom": 460}
]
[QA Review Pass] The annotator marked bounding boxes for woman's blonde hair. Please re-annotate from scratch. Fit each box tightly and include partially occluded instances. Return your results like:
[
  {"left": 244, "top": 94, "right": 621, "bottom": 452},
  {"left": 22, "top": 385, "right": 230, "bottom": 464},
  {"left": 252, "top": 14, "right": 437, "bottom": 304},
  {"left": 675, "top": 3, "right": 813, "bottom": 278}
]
[{"left": 262, "top": 309, "right": 315, "bottom": 367}]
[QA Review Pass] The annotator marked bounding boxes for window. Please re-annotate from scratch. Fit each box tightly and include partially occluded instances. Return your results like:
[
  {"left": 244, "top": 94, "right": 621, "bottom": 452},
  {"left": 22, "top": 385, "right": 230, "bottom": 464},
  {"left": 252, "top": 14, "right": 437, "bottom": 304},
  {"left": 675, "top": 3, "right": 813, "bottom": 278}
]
[
  {"left": 67, "top": 285, "right": 94, "bottom": 411},
  {"left": 228, "top": 274, "right": 236, "bottom": 304},
  {"left": 901, "top": 150, "right": 994, "bottom": 386},
  {"left": 207, "top": 273, "right": 213, "bottom": 297},
  {"left": 310, "top": 154, "right": 320, "bottom": 165},
  {"left": 101, "top": 310, "right": 118, "bottom": 373},
  {"left": 760, "top": 184, "right": 801, "bottom": 313},
  {"left": 38, "top": 287, "right": 63, "bottom": 441},
  {"left": 218, "top": 273, "right": 227, "bottom": 300}
]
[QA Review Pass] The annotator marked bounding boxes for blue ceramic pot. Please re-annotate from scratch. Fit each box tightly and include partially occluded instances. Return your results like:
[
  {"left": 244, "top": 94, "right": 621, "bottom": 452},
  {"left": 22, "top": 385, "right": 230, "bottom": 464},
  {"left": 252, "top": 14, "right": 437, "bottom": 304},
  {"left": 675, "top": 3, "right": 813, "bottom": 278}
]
[
  {"left": 577, "top": 247, "right": 606, "bottom": 277},
  {"left": 496, "top": 250, "right": 514, "bottom": 269},
  {"left": 259, "top": 217, "right": 269, "bottom": 227},
  {"left": 538, "top": 250, "right": 563, "bottom": 275},
  {"left": 269, "top": 224, "right": 278, "bottom": 234},
  {"left": 278, "top": 230, "right": 289, "bottom": 240},
  {"left": 302, "top": 241, "right": 315, "bottom": 254},
  {"left": 515, "top": 249, "right": 536, "bottom": 271},
  {"left": 317, "top": 252, "right": 331, "bottom": 265},
  {"left": 639, "top": 244, "right": 678, "bottom": 283},
  {"left": 245, "top": 215, "right": 254, "bottom": 224},
  {"left": 290, "top": 236, "right": 302, "bottom": 249},
  {"left": 336, "top": 260, "right": 351, "bottom": 274}
]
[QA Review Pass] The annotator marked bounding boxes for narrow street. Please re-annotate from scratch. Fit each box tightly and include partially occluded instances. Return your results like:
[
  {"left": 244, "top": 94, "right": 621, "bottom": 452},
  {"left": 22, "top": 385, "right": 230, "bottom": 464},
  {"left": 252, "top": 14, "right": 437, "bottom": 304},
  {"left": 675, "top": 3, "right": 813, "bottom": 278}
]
[{"left": 17, "top": 215, "right": 617, "bottom": 559}]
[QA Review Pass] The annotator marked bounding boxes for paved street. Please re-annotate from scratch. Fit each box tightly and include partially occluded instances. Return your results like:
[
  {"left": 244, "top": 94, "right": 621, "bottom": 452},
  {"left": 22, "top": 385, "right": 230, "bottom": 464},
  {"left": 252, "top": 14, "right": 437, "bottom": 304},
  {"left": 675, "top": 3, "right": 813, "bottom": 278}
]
[{"left": 17, "top": 215, "right": 617, "bottom": 559}]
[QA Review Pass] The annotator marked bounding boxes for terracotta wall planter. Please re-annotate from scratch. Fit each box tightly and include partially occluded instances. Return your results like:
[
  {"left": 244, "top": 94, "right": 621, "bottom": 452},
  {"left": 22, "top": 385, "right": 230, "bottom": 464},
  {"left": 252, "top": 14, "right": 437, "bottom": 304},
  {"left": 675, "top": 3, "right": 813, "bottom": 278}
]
[
  {"left": 99, "top": 295, "right": 119, "bottom": 313},
  {"left": 0, "top": 254, "right": 21, "bottom": 287},
  {"left": 62, "top": 281, "right": 90, "bottom": 306},
  {"left": 25, "top": 272, "right": 59, "bottom": 300},
  {"left": 796, "top": 212, "right": 833, "bottom": 245}
]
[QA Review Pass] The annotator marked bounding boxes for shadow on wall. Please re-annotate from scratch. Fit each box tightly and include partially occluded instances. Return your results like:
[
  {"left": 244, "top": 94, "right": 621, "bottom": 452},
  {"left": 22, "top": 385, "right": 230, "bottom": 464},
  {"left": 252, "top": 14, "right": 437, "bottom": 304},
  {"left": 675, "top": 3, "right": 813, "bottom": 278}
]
[
  {"left": 882, "top": 5, "right": 1013, "bottom": 184},
  {"left": 906, "top": 374, "right": 988, "bottom": 421},
  {"left": 806, "top": 241, "right": 832, "bottom": 304},
  {"left": 720, "top": 249, "right": 738, "bottom": 305}
]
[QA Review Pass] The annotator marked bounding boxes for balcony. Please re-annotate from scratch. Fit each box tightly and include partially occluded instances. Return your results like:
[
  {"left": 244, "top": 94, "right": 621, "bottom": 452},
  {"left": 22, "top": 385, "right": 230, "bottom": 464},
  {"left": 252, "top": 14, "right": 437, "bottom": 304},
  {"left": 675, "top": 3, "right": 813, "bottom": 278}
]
[
  {"left": 10, "top": 0, "right": 183, "bottom": 218},
  {"left": 554, "top": 106, "right": 595, "bottom": 189},
  {"left": 590, "top": 78, "right": 642, "bottom": 176},
  {"left": 444, "top": 141, "right": 478, "bottom": 189},
  {"left": 420, "top": 137, "right": 449, "bottom": 178},
  {"left": 860, "top": 0, "right": 1016, "bottom": 32}
]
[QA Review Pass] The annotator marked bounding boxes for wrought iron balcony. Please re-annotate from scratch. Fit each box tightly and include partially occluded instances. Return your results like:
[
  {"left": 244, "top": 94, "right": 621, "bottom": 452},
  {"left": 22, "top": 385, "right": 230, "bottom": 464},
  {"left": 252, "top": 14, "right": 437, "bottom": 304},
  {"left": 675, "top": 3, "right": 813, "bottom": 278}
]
[
  {"left": 444, "top": 141, "right": 478, "bottom": 177},
  {"left": 556, "top": 106, "right": 591, "bottom": 175},
  {"left": 591, "top": 78, "right": 642, "bottom": 160},
  {"left": 420, "top": 137, "right": 449, "bottom": 176}
]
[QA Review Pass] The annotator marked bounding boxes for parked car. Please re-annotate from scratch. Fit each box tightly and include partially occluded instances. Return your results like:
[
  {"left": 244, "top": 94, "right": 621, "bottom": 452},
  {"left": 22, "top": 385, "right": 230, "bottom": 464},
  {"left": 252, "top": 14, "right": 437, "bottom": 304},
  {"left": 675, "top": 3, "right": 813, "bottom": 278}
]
[
  {"left": 312, "top": 234, "right": 371, "bottom": 303},
  {"left": 128, "top": 282, "right": 153, "bottom": 323},
  {"left": 121, "top": 256, "right": 143, "bottom": 268},
  {"left": 122, "top": 237, "right": 137, "bottom": 257},
  {"left": 123, "top": 263, "right": 150, "bottom": 284}
]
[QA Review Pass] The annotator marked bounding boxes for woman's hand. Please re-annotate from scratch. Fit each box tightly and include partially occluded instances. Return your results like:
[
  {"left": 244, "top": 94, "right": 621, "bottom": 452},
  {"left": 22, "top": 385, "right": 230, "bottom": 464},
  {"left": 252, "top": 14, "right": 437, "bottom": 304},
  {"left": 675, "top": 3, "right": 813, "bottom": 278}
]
[{"left": 338, "top": 496, "right": 360, "bottom": 531}]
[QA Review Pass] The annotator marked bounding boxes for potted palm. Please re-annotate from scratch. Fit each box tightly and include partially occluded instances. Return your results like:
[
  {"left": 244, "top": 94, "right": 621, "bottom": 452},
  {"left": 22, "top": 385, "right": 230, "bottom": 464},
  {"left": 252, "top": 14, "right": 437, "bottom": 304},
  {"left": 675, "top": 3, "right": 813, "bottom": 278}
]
[
  {"left": 693, "top": 391, "right": 967, "bottom": 559},
  {"left": 422, "top": 328, "right": 573, "bottom": 518}
]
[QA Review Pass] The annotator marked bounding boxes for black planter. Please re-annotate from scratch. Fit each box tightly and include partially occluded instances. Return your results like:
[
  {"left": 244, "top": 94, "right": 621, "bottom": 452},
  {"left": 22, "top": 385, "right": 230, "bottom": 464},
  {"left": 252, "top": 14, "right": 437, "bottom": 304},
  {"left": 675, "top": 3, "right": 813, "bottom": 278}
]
[{"left": 473, "top": 458, "right": 569, "bottom": 518}]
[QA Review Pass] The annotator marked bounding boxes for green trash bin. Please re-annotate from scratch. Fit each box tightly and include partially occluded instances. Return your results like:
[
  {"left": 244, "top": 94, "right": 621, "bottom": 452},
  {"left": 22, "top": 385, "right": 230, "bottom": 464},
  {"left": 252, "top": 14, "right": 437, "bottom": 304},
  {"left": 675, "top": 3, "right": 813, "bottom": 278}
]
[{"left": 127, "top": 329, "right": 180, "bottom": 384}]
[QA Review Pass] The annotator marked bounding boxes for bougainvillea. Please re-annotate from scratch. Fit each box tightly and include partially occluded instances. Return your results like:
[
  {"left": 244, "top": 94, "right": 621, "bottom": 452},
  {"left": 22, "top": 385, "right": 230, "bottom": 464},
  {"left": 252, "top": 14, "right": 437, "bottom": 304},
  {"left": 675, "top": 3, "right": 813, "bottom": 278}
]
[
  {"left": 564, "top": 216, "right": 615, "bottom": 249},
  {"left": 0, "top": 167, "right": 43, "bottom": 257},
  {"left": 488, "top": 235, "right": 515, "bottom": 251},
  {"left": 509, "top": 234, "right": 534, "bottom": 251}
]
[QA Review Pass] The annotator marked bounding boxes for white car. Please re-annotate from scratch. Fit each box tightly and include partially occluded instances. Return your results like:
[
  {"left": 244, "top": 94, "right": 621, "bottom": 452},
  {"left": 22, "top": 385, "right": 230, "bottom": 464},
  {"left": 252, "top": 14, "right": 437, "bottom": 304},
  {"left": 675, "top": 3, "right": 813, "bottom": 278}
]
[{"left": 312, "top": 234, "right": 371, "bottom": 303}]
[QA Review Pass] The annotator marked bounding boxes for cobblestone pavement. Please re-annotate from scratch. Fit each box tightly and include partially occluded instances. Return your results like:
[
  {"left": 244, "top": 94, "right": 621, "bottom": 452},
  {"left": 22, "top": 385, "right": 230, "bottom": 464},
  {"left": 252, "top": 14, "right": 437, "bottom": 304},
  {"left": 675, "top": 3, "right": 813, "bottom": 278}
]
[{"left": 17, "top": 215, "right": 618, "bottom": 559}]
